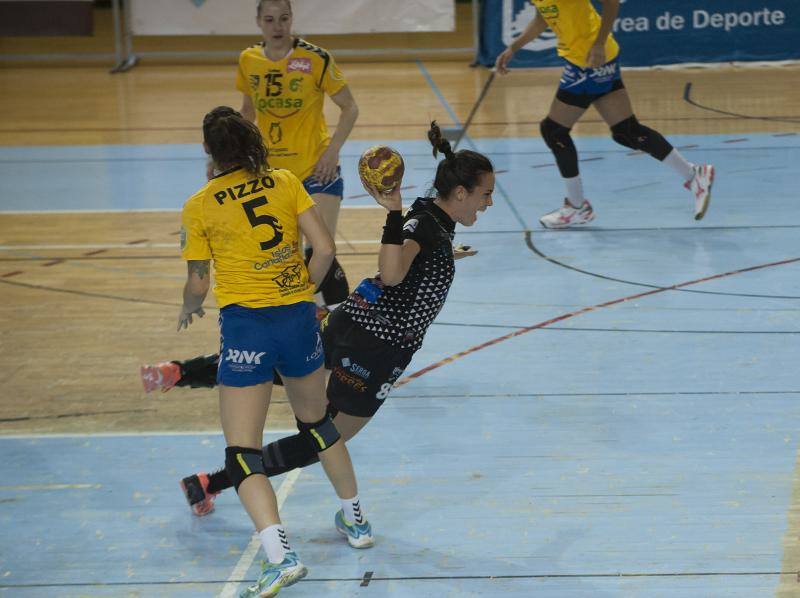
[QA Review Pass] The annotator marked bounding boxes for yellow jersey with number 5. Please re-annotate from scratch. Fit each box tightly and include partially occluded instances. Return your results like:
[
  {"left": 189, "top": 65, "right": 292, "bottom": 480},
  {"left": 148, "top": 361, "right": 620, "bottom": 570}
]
[
  {"left": 181, "top": 167, "right": 315, "bottom": 309},
  {"left": 236, "top": 39, "right": 347, "bottom": 182},
  {"left": 530, "top": 0, "right": 619, "bottom": 68}
]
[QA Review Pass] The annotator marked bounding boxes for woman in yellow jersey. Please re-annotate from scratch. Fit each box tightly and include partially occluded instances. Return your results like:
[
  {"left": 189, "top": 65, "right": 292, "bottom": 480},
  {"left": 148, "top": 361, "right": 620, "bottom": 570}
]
[
  {"left": 237, "top": 0, "right": 359, "bottom": 310},
  {"left": 496, "top": 0, "right": 715, "bottom": 229},
  {"left": 179, "top": 106, "right": 369, "bottom": 598}
]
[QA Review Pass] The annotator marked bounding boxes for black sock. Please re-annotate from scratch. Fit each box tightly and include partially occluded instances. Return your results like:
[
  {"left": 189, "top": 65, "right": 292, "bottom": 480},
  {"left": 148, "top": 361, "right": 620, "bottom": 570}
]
[
  {"left": 263, "top": 433, "right": 320, "bottom": 477},
  {"left": 175, "top": 354, "right": 219, "bottom": 388},
  {"left": 205, "top": 429, "right": 325, "bottom": 495},
  {"left": 206, "top": 468, "right": 231, "bottom": 494}
]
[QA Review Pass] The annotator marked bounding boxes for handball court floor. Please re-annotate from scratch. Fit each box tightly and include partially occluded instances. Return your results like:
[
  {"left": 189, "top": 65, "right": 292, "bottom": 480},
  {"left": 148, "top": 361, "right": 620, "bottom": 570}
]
[{"left": 1, "top": 61, "right": 799, "bottom": 597}]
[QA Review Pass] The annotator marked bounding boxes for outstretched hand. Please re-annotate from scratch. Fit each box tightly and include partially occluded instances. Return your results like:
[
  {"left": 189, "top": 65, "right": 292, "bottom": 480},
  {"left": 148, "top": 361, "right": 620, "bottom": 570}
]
[
  {"left": 454, "top": 244, "right": 478, "bottom": 260},
  {"left": 178, "top": 305, "right": 205, "bottom": 331}
]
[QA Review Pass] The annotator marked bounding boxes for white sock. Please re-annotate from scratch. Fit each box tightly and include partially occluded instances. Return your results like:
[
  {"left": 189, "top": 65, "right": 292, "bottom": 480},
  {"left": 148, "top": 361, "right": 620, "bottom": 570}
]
[
  {"left": 341, "top": 495, "right": 365, "bottom": 525},
  {"left": 259, "top": 524, "right": 291, "bottom": 564},
  {"left": 662, "top": 149, "right": 695, "bottom": 182},
  {"left": 564, "top": 175, "right": 585, "bottom": 207}
]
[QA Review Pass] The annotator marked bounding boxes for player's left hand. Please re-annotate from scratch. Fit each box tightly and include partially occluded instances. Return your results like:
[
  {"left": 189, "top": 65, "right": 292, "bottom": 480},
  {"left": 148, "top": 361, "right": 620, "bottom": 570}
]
[
  {"left": 313, "top": 147, "right": 339, "bottom": 185},
  {"left": 177, "top": 305, "right": 205, "bottom": 331},
  {"left": 586, "top": 44, "right": 606, "bottom": 68},
  {"left": 453, "top": 244, "right": 478, "bottom": 260}
]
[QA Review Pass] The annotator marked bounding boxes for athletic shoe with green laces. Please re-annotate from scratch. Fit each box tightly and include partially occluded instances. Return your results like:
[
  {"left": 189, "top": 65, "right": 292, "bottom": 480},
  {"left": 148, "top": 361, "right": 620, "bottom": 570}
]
[
  {"left": 334, "top": 509, "right": 374, "bottom": 549},
  {"left": 239, "top": 552, "right": 307, "bottom": 598}
]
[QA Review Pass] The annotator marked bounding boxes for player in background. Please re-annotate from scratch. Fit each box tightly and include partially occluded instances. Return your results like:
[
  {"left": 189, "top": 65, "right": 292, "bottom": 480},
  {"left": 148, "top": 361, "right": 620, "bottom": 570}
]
[
  {"left": 495, "top": 0, "right": 714, "bottom": 229},
  {"left": 238, "top": 0, "right": 358, "bottom": 307}
]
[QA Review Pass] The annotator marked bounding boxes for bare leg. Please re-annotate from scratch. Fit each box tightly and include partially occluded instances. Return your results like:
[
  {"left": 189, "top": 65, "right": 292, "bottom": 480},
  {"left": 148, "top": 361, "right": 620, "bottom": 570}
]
[
  {"left": 282, "top": 367, "right": 358, "bottom": 500},
  {"left": 591, "top": 88, "right": 634, "bottom": 127},
  {"left": 219, "top": 381, "right": 279, "bottom": 531}
]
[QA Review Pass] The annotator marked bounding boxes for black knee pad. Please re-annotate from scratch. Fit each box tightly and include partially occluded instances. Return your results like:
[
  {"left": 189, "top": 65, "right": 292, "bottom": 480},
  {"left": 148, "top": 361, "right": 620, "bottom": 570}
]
[
  {"left": 296, "top": 413, "right": 341, "bottom": 453},
  {"left": 539, "top": 117, "right": 579, "bottom": 178},
  {"left": 319, "top": 257, "right": 349, "bottom": 306},
  {"left": 610, "top": 116, "right": 672, "bottom": 160},
  {"left": 225, "top": 446, "right": 266, "bottom": 491},
  {"left": 305, "top": 249, "right": 349, "bottom": 306}
]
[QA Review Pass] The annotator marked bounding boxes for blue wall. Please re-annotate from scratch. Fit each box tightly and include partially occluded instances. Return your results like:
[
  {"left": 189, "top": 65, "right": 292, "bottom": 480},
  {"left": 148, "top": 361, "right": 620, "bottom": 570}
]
[{"left": 477, "top": 0, "right": 800, "bottom": 68}]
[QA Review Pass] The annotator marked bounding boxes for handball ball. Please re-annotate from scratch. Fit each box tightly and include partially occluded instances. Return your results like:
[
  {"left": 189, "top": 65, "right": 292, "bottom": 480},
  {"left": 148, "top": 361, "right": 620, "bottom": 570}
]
[{"left": 358, "top": 145, "right": 405, "bottom": 193}]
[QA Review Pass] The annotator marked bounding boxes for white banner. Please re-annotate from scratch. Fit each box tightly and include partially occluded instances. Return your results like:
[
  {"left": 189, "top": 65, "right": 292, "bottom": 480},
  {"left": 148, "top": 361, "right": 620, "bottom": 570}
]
[{"left": 130, "top": 0, "right": 455, "bottom": 35}]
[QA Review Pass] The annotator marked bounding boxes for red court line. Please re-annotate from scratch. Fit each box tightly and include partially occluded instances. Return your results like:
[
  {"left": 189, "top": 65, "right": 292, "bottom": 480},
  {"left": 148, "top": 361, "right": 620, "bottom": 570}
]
[
  {"left": 42, "top": 259, "right": 64, "bottom": 267},
  {"left": 127, "top": 239, "right": 149, "bottom": 245},
  {"left": 396, "top": 256, "right": 800, "bottom": 388},
  {"left": 2, "top": 271, "right": 23, "bottom": 278},
  {"left": 83, "top": 249, "right": 107, "bottom": 256},
  {"left": 723, "top": 138, "right": 749, "bottom": 144}
]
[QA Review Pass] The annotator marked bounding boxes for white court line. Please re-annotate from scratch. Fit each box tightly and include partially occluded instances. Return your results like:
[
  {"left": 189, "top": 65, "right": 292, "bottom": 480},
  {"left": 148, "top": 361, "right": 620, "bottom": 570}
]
[
  {"left": 0, "top": 483, "right": 102, "bottom": 491},
  {"left": 0, "top": 205, "right": 388, "bottom": 216},
  {"left": 0, "top": 240, "right": 379, "bottom": 251},
  {"left": 218, "top": 468, "right": 302, "bottom": 598},
  {"left": 0, "top": 429, "right": 295, "bottom": 439}
]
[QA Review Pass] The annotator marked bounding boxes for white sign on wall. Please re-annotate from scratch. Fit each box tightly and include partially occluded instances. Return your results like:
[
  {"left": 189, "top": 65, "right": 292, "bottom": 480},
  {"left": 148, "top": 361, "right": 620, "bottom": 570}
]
[{"left": 130, "top": 0, "right": 455, "bottom": 36}]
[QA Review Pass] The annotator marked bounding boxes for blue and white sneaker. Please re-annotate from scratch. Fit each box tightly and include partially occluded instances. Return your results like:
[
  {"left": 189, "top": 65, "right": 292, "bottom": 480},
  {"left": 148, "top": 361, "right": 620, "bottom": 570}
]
[
  {"left": 240, "top": 552, "right": 307, "bottom": 598},
  {"left": 335, "top": 509, "right": 374, "bottom": 549}
]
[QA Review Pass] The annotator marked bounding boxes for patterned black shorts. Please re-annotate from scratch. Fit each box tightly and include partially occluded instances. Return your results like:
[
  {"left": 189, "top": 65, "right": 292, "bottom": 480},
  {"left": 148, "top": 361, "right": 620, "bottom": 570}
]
[{"left": 322, "top": 308, "right": 414, "bottom": 418}]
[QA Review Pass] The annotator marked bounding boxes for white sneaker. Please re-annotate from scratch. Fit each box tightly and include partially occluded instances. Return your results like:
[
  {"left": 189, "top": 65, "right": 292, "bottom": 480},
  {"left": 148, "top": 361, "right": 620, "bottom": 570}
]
[
  {"left": 539, "top": 199, "right": 595, "bottom": 229},
  {"left": 684, "top": 164, "right": 714, "bottom": 221}
]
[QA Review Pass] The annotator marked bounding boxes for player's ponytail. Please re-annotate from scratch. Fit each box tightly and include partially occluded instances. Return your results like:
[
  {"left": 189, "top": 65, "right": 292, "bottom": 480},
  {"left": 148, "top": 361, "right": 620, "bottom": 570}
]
[
  {"left": 427, "top": 120, "right": 493, "bottom": 199},
  {"left": 203, "top": 106, "right": 269, "bottom": 177},
  {"left": 428, "top": 121, "right": 455, "bottom": 160}
]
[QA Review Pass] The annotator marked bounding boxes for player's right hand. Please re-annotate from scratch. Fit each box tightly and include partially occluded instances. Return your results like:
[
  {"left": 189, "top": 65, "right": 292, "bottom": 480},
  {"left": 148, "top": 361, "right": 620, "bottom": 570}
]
[
  {"left": 177, "top": 305, "right": 205, "bottom": 331},
  {"left": 495, "top": 47, "right": 515, "bottom": 75}
]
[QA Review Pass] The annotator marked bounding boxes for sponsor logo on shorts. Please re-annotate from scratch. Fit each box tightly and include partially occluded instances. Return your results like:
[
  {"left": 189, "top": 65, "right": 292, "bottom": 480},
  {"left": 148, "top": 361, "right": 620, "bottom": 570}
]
[
  {"left": 224, "top": 348, "right": 267, "bottom": 372},
  {"left": 332, "top": 366, "right": 368, "bottom": 392},
  {"left": 341, "top": 358, "right": 370, "bottom": 379},
  {"left": 590, "top": 63, "right": 617, "bottom": 79},
  {"left": 287, "top": 58, "right": 312, "bottom": 73},
  {"left": 391, "top": 367, "right": 404, "bottom": 380},
  {"left": 306, "top": 333, "right": 323, "bottom": 362}
]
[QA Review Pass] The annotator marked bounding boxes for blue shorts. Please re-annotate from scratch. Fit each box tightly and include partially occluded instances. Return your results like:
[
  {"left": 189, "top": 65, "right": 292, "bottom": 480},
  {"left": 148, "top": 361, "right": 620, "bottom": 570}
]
[
  {"left": 557, "top": 56, "right": 624, "bottom": 108},
  {"left": 302, "top": 166, "right": 344, "bottom": 198},
  {"left": 217, "top": 302, "right": 324, "bottom": 387}
]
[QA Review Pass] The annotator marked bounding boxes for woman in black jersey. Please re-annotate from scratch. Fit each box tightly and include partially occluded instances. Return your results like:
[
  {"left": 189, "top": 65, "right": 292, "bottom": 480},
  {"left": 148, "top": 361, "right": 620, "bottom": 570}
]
[{"left": 145, "top": 122, "right": 494, "bottom": 519}]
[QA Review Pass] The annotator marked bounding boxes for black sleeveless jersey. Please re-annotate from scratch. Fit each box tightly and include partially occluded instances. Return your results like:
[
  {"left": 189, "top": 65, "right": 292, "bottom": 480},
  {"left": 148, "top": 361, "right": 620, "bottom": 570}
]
[{"left": 342, "top": 198, "right": 456, "bottom": 350}]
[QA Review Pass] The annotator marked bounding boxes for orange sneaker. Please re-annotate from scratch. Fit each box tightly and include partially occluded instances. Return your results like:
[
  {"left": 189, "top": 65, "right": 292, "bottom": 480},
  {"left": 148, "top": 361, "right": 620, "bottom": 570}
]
[
  {"left": 140, "top": 362, "right": 181, "bottom": 393},
  {"left": 180, "top": 472, "right": 219, "bottom": 517}
]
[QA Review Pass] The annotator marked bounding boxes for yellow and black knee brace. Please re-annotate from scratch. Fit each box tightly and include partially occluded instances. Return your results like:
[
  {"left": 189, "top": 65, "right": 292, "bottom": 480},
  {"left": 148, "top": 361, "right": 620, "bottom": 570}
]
[
  {"left": 296, "top": 414, "right": 341, "bottom": 453},
  {"left": 225, "top": 446, "right": 266, "bottom": 491}
]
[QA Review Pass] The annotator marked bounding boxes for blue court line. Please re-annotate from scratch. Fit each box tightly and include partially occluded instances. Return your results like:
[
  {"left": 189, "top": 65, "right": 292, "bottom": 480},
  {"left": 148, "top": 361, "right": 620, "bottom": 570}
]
[{"left": 414, "top": 60, "right": 530, "bottom": 230}]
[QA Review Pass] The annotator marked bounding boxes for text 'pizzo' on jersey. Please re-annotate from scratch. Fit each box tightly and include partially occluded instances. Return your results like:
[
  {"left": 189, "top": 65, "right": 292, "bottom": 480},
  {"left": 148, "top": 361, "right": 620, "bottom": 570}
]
[
  {"left": 342, "top": 198, "right": 457, "bottom": 351},
  {"left": 530, "top": 0, "right": 619, "bottom": 68},
  {"left": 181, "top": 166, "right": 316, "bottom": 309},
  {"left": 236, "top": 38, "right": 348, "bottom": 182}
]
